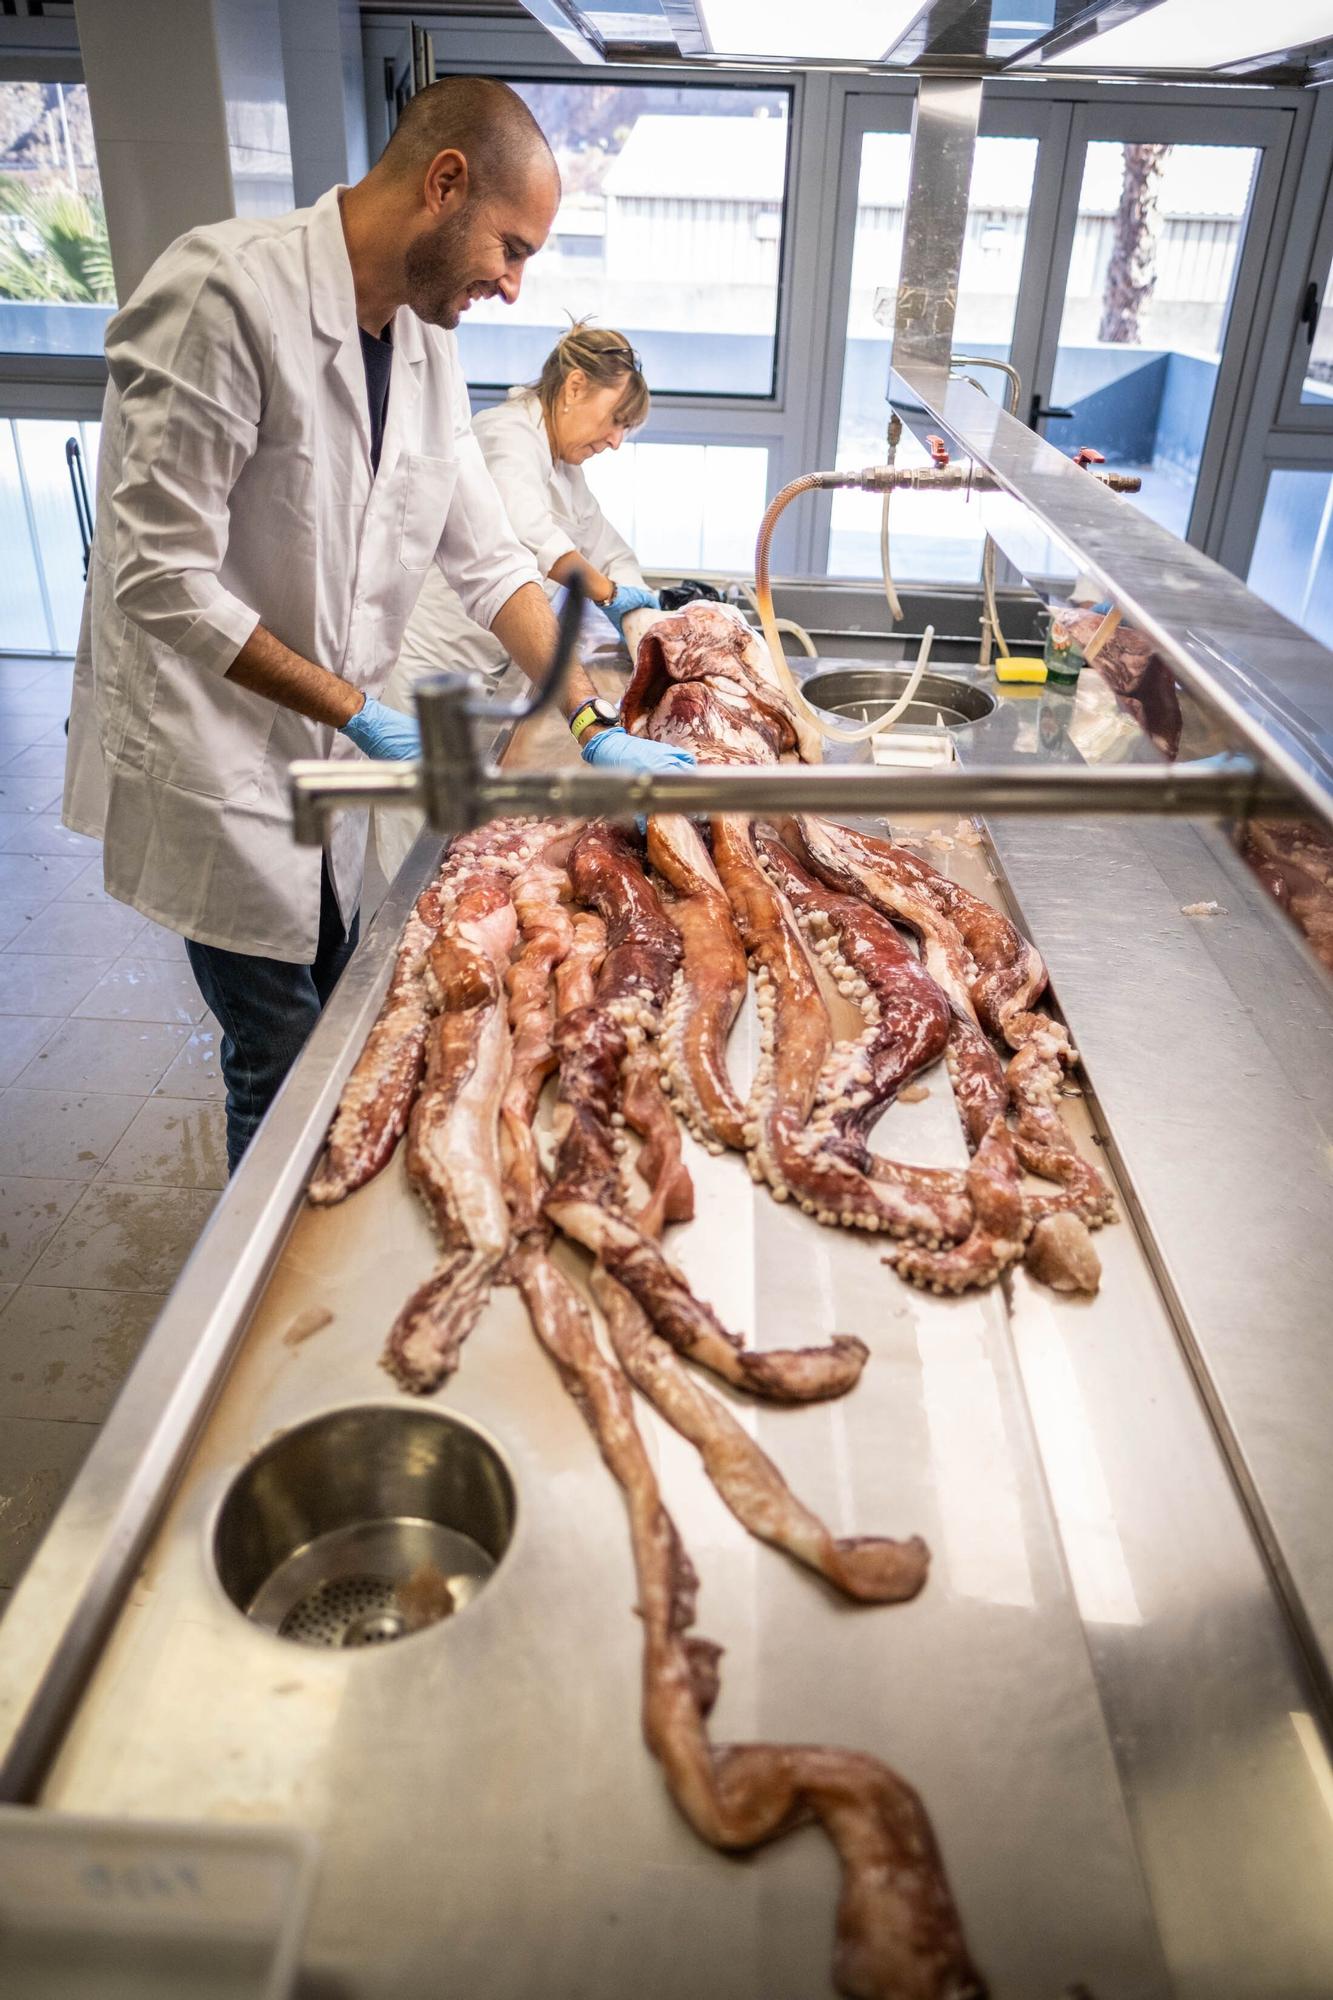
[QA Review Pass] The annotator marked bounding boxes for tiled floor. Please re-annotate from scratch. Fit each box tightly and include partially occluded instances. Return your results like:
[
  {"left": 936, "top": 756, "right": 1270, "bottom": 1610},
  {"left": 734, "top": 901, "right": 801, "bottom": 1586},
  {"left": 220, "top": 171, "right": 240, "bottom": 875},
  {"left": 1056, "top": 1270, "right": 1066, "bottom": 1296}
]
[{"left": 0, "top": 653, "right": 226, "bottom": 1617}]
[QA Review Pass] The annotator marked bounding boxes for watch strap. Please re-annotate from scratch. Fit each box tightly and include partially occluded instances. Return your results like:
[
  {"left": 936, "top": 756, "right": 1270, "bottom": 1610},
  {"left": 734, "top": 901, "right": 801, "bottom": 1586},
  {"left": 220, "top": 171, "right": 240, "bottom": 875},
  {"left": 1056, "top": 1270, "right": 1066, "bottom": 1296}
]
[{"left": 569, "top": 698, "right": 614, "bottom": 743}]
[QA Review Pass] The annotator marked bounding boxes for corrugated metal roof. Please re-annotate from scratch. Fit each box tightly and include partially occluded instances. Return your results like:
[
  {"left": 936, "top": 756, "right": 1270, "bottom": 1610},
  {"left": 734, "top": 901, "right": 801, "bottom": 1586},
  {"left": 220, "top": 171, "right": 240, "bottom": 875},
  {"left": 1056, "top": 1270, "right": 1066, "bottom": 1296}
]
[
  {"left": 859, "top": 132, "right": 1256, "bottom": 218},
  {"left": 602, "top": 115, "right": 1254, "bottom": 219},
  {"left": 602, "top": 113, "right": 789, "bottom": 202},
  {"left": 1079, "top": 142, "right": 1257, "bottom": 218}
]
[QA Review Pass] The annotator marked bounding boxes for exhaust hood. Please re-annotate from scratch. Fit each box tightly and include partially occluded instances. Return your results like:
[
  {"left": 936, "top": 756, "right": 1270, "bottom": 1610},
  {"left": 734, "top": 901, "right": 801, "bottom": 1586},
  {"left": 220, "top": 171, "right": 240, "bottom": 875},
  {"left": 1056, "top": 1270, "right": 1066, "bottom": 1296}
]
[{"left": 512, "top": 0, "right": 1333, "bottom": 80}]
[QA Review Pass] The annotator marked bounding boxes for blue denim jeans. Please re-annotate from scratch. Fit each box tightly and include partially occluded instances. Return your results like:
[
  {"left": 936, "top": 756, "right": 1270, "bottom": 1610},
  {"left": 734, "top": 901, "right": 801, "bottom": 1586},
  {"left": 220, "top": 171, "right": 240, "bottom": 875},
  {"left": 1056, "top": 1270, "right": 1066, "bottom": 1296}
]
[{"left": 184, "top": 860, "right": 359, "bottom": 1174}]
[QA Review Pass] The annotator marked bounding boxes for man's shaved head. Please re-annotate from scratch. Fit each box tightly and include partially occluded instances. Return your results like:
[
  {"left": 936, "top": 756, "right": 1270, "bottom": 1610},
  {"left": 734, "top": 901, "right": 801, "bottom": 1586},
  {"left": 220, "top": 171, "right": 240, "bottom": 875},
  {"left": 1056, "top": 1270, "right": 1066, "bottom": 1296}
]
[
  {"left": 355, "top": 74, "right": 559, "bottom": 332},
  {"left": 380, "top": 75, "right": 556, "bottom": 199}
]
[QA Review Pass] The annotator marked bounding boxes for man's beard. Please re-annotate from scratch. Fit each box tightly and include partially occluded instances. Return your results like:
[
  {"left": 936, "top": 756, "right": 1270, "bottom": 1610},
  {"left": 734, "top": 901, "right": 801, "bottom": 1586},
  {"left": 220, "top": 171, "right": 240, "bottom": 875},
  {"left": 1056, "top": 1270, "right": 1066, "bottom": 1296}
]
[{"left": 404, "top": 208, "right": 480, "bottom": 330}]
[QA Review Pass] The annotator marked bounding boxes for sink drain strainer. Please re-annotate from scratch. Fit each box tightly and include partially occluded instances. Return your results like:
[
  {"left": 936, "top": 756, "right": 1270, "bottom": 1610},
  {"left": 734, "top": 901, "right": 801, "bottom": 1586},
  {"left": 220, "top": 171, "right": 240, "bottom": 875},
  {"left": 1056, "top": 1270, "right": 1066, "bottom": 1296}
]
[
  {"left": 214, "top": 1405, "right": 515, "bottom": 1651},
  {"left": 250, "top": 1519, "right": 497, "bottom": 1650},
  {"left": 278, "top": 1574, "right": 405, "bottom": 1648}
]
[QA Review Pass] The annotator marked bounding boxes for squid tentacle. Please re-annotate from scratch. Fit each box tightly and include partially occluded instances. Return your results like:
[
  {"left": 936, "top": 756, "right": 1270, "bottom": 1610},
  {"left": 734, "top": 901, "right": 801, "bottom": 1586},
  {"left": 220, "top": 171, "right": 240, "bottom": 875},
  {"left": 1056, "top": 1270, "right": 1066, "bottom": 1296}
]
[
  {"left": 714, "top": 816, "right": 968, "bottom": 1248},
  {"left": 546, "top": 823, "right": 866, "bottom": 1404},
  {"left": 647, "top": 813, "right": 749, "bottom": 1155},
  {"left": 597, "top": 1266, "right": 928, "bottom": 1604},
  {"left": 381, "top": 873, "right": 516, "bottom": 1392}
]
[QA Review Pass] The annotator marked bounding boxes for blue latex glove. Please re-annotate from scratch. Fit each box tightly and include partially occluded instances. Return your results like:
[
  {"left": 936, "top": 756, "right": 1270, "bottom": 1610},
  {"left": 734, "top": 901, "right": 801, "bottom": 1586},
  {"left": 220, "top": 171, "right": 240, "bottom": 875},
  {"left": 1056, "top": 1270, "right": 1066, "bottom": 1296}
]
[
  {"left": 581, "top": 726, "right": 695, "bottom": 775},
  {"left": 341, "top": 695, "right": 421, "bottom": 760},
  {"left": 599, "top": 583, "right": 660, "bottom": 639}
]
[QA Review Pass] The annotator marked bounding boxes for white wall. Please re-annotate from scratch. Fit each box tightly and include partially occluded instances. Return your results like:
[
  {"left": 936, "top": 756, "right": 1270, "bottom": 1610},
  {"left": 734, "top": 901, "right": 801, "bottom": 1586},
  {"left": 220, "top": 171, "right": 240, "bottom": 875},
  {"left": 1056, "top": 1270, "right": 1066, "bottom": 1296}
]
[{"left": 279, "top": 0, "right": 367, "bottom": 208}]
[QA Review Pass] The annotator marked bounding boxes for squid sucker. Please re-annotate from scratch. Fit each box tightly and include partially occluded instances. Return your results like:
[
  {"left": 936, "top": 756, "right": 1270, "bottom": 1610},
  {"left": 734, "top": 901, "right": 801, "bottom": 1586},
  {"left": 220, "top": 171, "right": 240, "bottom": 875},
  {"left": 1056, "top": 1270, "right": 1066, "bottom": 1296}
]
[
  {"left": 309, "top": 600, "right": 1138, "bottom": 1995},
  {"left": 753, "top": 826, "right": 952, "bottom": 1166}
]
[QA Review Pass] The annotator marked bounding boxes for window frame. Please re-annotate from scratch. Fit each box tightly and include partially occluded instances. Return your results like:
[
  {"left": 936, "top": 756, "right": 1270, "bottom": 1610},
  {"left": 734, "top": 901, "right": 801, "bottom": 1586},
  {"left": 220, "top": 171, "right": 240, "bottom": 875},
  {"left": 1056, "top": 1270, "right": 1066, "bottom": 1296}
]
[
  {"left": 366, "top": 12, "right": 1322, "bottom": 596},
  {"left": 0, "top": 52, "right": 111, "bottom": 410},
  {"left": 359, "top": 10, "right": 840, "bottom": 572},
  {"left": 1274, "top": 158, "right": 1333, "bottom": 431},
  {"left": 1214, "top": 88, "right": 1333, "bottom": 591},
  {"left": 1023, "top": 96, "right": 1296, "bottom": 554},
  {"left": 1239, "top": 452, "right": 1333, "bottom": 645},
  {"left": 450, "top": 72, "right": 797, "bottom": 406},
  {"left": 808, "top": 87, "right": 1069, "bottom": 580}
]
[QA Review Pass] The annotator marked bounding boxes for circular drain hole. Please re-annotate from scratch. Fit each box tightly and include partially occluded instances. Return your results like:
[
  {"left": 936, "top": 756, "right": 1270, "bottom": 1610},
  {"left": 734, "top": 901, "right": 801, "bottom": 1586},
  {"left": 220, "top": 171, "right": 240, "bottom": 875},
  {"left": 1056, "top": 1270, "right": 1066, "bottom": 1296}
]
[
  {"left": 801, "top": 668, "right": 997, "bottom": 729},
  {"left": 214, "top": 1405, "right": 515, "bottom": 1651}
]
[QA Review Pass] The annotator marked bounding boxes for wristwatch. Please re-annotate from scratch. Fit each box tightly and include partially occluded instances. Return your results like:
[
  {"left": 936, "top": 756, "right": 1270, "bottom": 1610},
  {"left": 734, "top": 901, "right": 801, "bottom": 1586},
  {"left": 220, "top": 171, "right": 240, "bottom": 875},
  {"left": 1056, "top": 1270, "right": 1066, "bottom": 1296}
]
[{"left": 569, "top": 696, "right": 619, "bottom": 744}]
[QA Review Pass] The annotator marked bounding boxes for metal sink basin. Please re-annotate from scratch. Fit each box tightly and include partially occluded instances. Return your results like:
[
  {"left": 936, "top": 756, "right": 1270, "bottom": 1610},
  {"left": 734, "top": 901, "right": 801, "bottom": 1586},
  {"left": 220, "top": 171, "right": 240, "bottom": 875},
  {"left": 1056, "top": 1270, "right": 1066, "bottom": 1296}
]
[
  {"left": 801, "top": 668, "right": 997, "bottom": 729},
  {"left": 214, "top": 1404, "right": 516, "bottom": 1650}
]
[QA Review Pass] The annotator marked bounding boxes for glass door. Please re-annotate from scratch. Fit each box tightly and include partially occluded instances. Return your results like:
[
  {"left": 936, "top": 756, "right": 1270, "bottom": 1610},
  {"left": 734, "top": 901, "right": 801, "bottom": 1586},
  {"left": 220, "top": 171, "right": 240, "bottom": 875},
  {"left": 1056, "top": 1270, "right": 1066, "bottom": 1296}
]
[
  {"left": 820, "top": 91, "right": 1067, "bottom": 581},
  {"left": 1027, "top": 100, "right": 1293, "bottom": 543},
  {"left": 1274, "top": 169, "right": 1333, "bottom": 429}
]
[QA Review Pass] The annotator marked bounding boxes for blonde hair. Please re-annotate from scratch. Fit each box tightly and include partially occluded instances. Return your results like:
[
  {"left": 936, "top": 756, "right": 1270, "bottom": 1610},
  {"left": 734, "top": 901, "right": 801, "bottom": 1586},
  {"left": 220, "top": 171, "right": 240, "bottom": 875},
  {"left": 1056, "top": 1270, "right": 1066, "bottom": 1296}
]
[{"left": 533, "top": 319, "right": 650, "bottom": 432}]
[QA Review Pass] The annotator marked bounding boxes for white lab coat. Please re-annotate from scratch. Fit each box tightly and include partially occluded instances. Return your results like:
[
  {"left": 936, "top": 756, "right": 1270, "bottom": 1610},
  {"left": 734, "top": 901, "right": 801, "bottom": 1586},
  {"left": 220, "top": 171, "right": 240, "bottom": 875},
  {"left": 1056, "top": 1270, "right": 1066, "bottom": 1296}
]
[
  {"left": 63, "top": 186, "right": 540, "bottom": 961},
  {"left": 374, "top": 388, "right": 645, "bottom": 877}
]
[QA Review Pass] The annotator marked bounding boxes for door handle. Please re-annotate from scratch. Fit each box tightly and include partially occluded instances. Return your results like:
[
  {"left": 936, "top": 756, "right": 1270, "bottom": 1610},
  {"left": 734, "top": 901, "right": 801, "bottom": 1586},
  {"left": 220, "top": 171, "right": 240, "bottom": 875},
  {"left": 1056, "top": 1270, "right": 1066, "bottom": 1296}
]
[
  {"left": 1029, "top": 392, "right": 1076, "bottom": 429},
  {"left": 1300, "top": 279, "right": 1320, "bottom": 346}
]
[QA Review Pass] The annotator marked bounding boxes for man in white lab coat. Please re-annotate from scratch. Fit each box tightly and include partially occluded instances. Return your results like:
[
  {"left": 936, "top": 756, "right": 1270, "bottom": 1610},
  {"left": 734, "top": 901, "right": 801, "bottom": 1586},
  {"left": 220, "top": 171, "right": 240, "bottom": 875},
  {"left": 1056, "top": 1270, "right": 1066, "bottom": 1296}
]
[{"left": 64, "top": 76, "right": 692, "bottom": 1172}]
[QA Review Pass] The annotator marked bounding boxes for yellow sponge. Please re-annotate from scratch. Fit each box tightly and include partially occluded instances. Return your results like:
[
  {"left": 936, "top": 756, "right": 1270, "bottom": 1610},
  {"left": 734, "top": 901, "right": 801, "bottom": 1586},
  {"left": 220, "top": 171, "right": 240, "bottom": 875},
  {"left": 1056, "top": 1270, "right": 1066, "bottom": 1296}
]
[{"left": 995, "top": 655, "right": 1047, "bottom": 684}]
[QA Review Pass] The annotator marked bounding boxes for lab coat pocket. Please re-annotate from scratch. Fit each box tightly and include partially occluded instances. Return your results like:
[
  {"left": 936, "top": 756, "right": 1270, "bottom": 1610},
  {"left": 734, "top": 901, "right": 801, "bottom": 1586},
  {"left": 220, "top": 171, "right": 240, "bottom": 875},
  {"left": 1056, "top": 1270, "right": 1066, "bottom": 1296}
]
[
  {"left": 142, "top": 659, "right": 268, "bottom": 803},
  {"left": 399, "top": 452, "right": 458, "bottom": 572}
]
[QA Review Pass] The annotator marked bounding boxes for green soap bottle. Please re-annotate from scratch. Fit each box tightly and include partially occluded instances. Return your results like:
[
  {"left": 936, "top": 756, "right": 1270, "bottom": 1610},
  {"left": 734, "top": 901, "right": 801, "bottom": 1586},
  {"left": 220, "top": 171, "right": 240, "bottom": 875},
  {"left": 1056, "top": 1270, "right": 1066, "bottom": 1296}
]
[{"left": 1044, "top": 613, "right": 1085, "bottom": 691}]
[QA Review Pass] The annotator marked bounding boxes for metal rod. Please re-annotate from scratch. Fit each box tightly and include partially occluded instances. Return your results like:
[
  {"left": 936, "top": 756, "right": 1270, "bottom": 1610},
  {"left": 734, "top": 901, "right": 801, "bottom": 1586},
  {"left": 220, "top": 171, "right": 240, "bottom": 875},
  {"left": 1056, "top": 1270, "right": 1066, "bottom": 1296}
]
[
  {"left": 288, "top": 755, "right": 1289, "bottom": 843},
  {"left": 485, "top": 760, "right": 1286, "bottom": 820},
  {"left": 290, "top": 760, "right": 419, "bottom": 845}
]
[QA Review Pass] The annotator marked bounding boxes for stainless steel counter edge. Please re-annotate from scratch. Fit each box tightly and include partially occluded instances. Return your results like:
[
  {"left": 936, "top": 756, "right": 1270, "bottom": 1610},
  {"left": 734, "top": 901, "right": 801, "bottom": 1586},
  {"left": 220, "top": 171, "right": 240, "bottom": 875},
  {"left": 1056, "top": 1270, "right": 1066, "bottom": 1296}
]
[
  {"left": 986, "top": 808, "right": 1333, "bottom": 1712},
  {"left": 0, "top": 831, "right": 446, "bottom": 1802}
]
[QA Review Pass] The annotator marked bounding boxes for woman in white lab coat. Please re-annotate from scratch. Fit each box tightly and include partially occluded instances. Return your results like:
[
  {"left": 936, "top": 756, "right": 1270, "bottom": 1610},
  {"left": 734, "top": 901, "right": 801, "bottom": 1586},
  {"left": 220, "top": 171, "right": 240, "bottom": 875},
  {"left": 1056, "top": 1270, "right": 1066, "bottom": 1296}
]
[{"left": 376, "top": 321, "right": 658, "bottom": 878}]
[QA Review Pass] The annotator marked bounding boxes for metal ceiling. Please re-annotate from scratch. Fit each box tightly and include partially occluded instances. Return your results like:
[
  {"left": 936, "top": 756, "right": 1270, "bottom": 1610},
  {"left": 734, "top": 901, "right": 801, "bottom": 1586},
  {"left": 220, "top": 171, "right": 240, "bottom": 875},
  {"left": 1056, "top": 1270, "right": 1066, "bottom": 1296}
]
[{"left": 504, "top": 0, "right": 1333, "bottom": 82}]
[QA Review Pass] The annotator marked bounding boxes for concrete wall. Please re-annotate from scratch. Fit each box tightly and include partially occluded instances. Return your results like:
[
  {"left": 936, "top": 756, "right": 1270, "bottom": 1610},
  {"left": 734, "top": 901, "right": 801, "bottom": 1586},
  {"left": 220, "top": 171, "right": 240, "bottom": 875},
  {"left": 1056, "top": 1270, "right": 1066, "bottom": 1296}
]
[
  {"left": 1044, "top": 353, "right": 1168, "bottom": 466},
  {"left": 74, "top": 0, "right": 365, "bottom": 297},
  {"left": 74, "top": 0, "right": 237, "bottom": 299}
]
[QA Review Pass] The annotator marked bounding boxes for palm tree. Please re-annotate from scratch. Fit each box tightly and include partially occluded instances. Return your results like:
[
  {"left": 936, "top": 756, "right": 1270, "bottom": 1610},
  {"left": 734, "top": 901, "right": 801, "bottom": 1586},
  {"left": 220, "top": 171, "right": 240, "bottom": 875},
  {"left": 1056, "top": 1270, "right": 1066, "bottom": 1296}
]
[
  {"left": 0, "top": 176, "right": 115, "bottom": 304},
  {"left": 1098, "top": 143, "right": 1171, "bottom": 346}
]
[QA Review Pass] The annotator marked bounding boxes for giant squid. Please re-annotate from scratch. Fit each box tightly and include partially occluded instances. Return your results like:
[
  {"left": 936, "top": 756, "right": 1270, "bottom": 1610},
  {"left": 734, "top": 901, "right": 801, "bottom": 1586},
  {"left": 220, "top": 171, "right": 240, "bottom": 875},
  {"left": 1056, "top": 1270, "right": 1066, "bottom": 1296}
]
[{"left": 306, "top": 599, "right": 1124, "bottom": 1997}]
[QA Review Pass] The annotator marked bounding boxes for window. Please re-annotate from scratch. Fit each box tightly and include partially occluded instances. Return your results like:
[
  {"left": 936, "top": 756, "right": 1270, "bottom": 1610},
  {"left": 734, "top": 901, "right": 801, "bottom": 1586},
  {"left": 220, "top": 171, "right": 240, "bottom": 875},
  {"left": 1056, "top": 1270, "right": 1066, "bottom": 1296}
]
[
  {"left": 454, "top": 81, "right": 791, "bottom": 398},
  {"left": 1247, "top": 468, "right": 1333, "bottom": 649},
  {"left": 0, "top": 81, "right": 115, "bottom": 357},
  {"left": 1046, "top": 141, "right": 1259, "bottom": 538},
  {"left": 0, "top": 417, "right": 99, "bottom": 654},
  {"left": 583, "top": 439, "right": 768, "bottom": 573},
  {"left": 828, "top": 133, "right": 1040, "bottom": 580}
]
